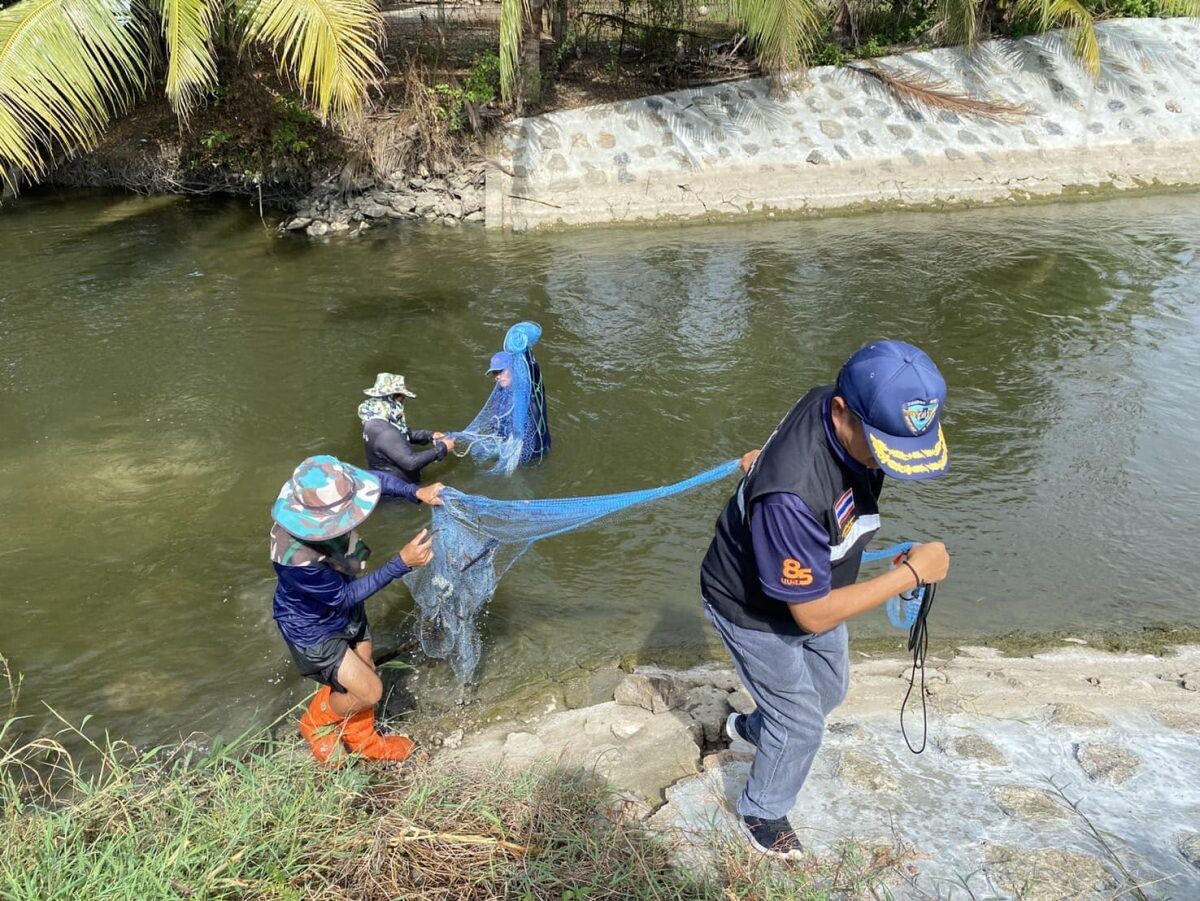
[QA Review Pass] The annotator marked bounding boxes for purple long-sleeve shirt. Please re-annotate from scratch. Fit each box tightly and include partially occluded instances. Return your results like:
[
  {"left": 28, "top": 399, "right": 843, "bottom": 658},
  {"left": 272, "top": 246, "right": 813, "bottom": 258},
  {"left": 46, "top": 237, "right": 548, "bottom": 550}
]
[{"left": 272, "top": 472, "right": 419, "bottom": 647}]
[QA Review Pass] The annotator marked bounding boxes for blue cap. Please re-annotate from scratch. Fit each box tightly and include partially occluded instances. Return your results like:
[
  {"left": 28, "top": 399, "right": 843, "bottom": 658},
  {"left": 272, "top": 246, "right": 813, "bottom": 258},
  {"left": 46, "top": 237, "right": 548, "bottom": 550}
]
[
  {"left": 835, "top": 340, "right": 948, "bottom": 481},
  {"left": 487, "top": 351, "right": 513, "bottom": 374}
]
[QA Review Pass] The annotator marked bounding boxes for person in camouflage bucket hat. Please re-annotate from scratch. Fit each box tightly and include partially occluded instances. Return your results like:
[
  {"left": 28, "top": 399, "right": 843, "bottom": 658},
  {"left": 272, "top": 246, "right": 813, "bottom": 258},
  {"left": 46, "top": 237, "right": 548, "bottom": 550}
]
[
  {"left": 364, "top": 373, "right": 418, "bottom": 399},
  {"left": 359, "top": 372, "right": 456, "bottom": 485},
  {"left": 270, "top": 454, "right": 447, "bottom": 765}
]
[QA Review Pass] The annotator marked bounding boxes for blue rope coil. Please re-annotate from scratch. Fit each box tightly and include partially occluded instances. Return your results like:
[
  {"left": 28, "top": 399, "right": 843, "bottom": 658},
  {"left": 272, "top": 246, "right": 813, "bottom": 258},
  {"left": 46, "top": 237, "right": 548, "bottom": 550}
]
[{"left": 862, "top": 542, "right": 927, "bottom": 629}]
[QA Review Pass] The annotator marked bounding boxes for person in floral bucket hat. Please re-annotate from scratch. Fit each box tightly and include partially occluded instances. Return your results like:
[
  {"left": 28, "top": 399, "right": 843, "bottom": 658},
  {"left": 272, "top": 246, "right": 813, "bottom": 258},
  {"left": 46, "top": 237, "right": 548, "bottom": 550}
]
[
  {"left": 270, "top": 454, "right": 444, "bottom": 764},
  {"left": 360, "top": 372, "right": 456, "bottom": 485}
]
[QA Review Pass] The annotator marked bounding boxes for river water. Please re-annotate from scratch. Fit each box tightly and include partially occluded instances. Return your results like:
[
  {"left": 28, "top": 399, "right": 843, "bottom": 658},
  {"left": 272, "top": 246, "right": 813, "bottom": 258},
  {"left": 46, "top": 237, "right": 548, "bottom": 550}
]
[{"left": 1, "top": 190, "right": 1198, "bottom": 746}]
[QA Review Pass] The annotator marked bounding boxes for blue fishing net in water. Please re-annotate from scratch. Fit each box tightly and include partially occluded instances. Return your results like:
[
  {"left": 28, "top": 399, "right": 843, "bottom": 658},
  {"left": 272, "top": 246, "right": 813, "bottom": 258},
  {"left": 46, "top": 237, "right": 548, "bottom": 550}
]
[
  {"left": 451, "top": 322, "right": 551, "bottom": 475},
  {"left": 403, "top": 459, "right": 741, "bottom": 680}
]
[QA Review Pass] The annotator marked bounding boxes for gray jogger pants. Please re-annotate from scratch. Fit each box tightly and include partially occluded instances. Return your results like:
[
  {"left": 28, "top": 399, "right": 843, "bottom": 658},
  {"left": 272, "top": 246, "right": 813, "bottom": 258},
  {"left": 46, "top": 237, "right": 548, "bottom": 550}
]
[{"left": 703, "top": 598, "right": 850, "bottom": 820}]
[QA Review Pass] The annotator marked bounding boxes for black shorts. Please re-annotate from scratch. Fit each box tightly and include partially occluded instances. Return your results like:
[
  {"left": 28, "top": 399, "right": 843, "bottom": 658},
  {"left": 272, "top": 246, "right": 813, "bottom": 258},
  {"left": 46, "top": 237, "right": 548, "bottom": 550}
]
[{"left": 287, "top": 606, "right": 372, "bottom": 693}]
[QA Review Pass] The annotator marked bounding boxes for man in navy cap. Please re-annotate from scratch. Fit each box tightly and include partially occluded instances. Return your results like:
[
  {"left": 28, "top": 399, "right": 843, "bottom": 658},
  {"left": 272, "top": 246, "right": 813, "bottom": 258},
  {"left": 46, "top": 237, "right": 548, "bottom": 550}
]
[{"left": 700, "top": 339, "right": 952, "bottom": 859}]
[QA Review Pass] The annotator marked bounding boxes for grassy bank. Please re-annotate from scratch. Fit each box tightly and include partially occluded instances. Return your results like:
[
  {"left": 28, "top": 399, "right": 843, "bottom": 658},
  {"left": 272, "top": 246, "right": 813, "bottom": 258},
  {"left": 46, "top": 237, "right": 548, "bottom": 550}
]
[
  {"left": 9, "top": 623, "right": 1191, "bottom": 897},
  {"left": 0, "top": 662, "right": 897, "bottom": 900}
]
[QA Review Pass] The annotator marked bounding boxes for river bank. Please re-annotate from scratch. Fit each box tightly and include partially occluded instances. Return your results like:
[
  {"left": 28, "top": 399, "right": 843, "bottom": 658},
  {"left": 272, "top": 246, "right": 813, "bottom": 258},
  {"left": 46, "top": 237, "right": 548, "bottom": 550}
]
[
  {"left": 28, "top": 17, "right": 1200, "bottom": 237},
  {"left": 489, "top": 17, "right": 1200, "bottom": 230},
  {"left": 438, "top": 640, "right": 1200, "bottom": 897},
  {"left": 5, "top": 638, "right": 1197, "bottom": 898},
  {"left": 281, "top": 17, "right": 1200, "bottom": 235}
]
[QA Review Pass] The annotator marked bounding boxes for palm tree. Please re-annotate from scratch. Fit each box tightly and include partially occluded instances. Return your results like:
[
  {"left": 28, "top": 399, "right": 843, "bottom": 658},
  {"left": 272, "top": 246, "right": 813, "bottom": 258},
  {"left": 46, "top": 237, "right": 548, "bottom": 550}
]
[{"left": 0, "top": 0, "right": 383, "bottom": 190}]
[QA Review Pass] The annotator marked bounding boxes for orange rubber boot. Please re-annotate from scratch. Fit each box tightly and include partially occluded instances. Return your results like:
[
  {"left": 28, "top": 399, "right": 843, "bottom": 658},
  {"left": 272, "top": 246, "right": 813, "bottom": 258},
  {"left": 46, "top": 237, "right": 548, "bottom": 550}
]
[
  {"left": 341, "top": 707, "right": 415, "bottom": 761},
  {"left": 298, "top": 685, "right": 349, "bottom": 765}
]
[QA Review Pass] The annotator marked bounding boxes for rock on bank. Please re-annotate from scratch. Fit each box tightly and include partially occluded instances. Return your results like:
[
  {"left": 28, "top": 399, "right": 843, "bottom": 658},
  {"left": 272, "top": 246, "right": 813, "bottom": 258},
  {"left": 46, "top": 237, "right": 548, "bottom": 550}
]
[
  {"left": 487, "top": 18, "right": 1200, "bottom": 231},
  {"left": 283, "top": 162, "right": 486, "bottom": 238},
  {"left": 442, "top": 645, "right": 1200, "bottom": 897}
]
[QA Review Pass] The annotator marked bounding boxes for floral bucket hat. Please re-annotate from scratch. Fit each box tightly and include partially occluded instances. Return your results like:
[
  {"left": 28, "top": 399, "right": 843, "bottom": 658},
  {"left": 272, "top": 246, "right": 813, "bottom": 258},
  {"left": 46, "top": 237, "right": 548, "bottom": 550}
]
[
  {"left": 364, "top": 373, "right": 417, "bottom": 399},
  {"left": 271, "top": 455, "right": 381, "bottom": 541}
]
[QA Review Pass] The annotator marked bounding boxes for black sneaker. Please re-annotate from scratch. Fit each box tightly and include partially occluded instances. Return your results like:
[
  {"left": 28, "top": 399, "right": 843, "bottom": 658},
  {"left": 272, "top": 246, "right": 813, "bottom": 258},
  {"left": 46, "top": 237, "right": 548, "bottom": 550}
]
[
  {"left": 725, "top": 711, "right": 755, "bottom": 746},
  {"left": 738, "top": 815, "right": 805, "bottom": 860}
]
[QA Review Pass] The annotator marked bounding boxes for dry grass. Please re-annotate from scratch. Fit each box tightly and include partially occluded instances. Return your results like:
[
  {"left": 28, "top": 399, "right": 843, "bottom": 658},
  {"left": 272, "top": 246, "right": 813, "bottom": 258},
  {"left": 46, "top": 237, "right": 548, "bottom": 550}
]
[
  {"left": 0, "top": 647, "right": 905, "bottom": 900},
  {"left": 341, "top": 58, "right": 476, "bottom": 188}
]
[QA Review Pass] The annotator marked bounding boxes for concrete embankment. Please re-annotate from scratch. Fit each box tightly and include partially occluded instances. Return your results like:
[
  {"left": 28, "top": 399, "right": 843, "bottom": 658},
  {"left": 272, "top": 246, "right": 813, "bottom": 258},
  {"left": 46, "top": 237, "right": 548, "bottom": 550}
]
[
  {"left": 441, "top": 643, "right": 1200, "bottom": 897},
  {"left": 486, "top": 18, "right": 1200, "bottom": 231}
]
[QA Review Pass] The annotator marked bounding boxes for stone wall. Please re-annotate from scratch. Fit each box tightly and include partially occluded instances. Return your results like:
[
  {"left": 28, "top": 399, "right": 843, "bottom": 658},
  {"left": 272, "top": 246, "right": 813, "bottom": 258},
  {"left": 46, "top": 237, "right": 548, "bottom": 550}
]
[
  {"left": 283, "top": 161, "right": 486, "bottom": 237},
  {"left": 486, "top": 18, "right": 1200, "bottom": 230}
]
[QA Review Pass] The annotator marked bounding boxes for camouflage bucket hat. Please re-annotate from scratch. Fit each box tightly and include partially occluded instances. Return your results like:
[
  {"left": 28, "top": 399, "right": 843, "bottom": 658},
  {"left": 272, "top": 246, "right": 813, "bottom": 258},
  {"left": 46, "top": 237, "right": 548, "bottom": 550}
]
[
  {"left": 271, "top": 455, "right": 382, "bottom": 541},
  {"left": 364, "top": 373, "right": 417, "bottom": 399}
]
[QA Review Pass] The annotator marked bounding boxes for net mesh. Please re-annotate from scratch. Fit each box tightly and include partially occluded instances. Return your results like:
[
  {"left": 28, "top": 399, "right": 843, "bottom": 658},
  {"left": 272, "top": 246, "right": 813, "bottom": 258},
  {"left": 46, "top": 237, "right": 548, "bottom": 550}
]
[
  {"left": 452, "top": 322, "right": 551, "bottom": 475},
  {"left": 403, "top": 459, "right": 742, "bottom": 680},
  {"left": 862, "top": 542, "right": 926, "bottom": 628}
]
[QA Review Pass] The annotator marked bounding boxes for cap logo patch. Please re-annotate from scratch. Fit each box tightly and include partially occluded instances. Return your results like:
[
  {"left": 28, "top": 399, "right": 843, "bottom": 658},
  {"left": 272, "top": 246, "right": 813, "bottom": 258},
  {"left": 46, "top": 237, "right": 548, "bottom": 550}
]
[{"left": 902, "top": 399, "right": 939, "bottom": 435}]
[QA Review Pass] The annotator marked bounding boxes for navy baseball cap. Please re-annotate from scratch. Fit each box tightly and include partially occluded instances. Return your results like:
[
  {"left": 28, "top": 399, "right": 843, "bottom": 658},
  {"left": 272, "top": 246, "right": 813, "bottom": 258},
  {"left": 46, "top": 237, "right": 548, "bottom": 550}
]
[{"left": 835, "top": 340, "right": 948, "bottom": 481}]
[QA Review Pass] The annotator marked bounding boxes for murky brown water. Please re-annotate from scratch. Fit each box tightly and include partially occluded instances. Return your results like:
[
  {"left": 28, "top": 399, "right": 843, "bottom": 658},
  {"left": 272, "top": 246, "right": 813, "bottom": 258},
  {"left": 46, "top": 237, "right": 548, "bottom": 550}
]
[{"left": 2, "top": 190, "right": 1198, "bottom": 745}]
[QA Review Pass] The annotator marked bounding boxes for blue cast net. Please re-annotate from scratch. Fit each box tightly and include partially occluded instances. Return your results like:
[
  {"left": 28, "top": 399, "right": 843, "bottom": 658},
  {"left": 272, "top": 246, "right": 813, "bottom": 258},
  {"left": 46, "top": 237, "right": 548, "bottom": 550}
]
[
  {"left": 403, "top": 459, "right": 742, "bottom": 680},
  {"left": 862, "top": 542, "right": 929, "bottom": 629},
  {"left": 451, "top": 322, "right": 551, "bottom": 475}
]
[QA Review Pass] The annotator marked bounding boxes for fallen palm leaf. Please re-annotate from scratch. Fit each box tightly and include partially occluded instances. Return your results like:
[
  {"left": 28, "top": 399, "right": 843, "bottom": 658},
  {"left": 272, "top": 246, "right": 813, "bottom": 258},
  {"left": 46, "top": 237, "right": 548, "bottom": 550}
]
[{"left": 847, "top": 63, "right": 1027, "bottom": 122}]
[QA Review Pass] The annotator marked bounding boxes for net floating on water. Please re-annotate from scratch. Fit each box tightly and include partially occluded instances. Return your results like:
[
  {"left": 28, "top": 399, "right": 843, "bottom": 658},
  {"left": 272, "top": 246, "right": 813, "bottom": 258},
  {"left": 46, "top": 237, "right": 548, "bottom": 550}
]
[{"left": 403, "top": 459, "right": 742, "bottom": 680}]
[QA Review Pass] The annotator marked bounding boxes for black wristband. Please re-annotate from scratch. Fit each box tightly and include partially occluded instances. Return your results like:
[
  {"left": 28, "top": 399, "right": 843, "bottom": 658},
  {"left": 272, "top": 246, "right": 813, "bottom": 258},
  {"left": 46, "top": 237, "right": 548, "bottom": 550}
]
[{"left": 901, "top": 559, "right": 921, "bottom": 589}]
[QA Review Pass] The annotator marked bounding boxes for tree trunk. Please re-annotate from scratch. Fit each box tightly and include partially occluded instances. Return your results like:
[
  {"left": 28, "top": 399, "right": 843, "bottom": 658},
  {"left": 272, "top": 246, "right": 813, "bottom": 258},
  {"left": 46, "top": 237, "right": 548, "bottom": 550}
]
[
  {"left": 551, "top": 0, "right": 568, "bottom": 45},
  {"left": 518, "top": 0, "right": 546, "bottom": 113}
]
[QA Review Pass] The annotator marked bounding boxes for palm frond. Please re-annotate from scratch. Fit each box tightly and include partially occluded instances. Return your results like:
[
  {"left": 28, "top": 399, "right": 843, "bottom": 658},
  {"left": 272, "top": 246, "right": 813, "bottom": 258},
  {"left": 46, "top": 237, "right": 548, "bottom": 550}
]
[
  {"left": 729, "top": 0, "right": 822, "bottom": 73},
  {"left": 0, "top": 0, "right": 149, "bottom": 189},
  {"left": 155, "top": 0, "right": 219, "bottom": 119},
  {"left": 938, "top": 0, "right": 978, "bottom": 48},
  {"left": 235, "top": 0, "right": 383, "bottom": 122},
  {"left": 1016, "top": 0, "right": 1100, "bottom": 77},
  {"left": 848, "top": 63, "right": 1027, "bottom": 121},
  {"left": 498, "top": 0, "right": 529, "bottom": 102},
  {"left": 1160, "top": 0, "right": 1200, "bottom": 13}
]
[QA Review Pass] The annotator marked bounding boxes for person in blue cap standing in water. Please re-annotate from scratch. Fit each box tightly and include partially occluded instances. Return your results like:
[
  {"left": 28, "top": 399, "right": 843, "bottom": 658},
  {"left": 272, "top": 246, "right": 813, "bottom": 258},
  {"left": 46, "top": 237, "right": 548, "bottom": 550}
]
[
  {"left": 701, "top": 340, "right": 952, "bottom": 859},
  {"left": 485, "top": 321, "right": 551, "bottom": 463}
]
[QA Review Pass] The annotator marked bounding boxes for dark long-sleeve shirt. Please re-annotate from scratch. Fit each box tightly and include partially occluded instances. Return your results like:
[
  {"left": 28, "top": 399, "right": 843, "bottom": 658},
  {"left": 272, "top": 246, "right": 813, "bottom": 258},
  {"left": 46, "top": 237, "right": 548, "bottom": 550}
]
[
  {"left": 272, "top": 471, "right": 419, "bottom": 647},
  {"left": 363, "top": 419, "right": 447, "bottom": 485}
]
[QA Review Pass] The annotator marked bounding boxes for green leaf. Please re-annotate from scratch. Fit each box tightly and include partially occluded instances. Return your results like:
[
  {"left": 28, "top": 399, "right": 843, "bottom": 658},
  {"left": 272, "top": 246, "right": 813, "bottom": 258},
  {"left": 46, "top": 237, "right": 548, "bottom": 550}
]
[
  {"left": 498, "top": 0, "right": 529, "bottom": 102},
  {"left": 726, "top": 0, "right": 822, "bottom": 73},
  {"left": 938, "top": 0, "right": 979, "bottom": 48},
  {"left": 1015, "top": 0, "right": 1100, "bottom": 77},
  {"left": 154, "top": 0, "right": 220, "bottom": 119},
  {"left": 0, "top": 0, "right": 149, "bottom": 189},
  {"left": 234, "top": 0, "right": 383, "bottom": 122}
]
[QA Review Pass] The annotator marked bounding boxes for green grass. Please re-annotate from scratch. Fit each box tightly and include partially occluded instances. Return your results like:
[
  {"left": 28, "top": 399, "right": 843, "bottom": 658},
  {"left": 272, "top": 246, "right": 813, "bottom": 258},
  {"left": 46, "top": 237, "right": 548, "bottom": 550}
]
[{"left": 0, "top": 656, "right": 900, "bottom": 900}]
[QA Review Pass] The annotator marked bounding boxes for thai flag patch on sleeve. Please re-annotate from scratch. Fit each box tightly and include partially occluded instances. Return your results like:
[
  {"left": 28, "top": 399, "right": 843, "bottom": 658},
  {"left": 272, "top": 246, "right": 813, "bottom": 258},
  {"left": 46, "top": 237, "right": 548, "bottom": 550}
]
[{"left": 834, "top": 488, "right": 856, "bottom": 536}]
